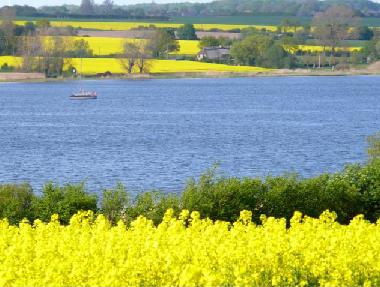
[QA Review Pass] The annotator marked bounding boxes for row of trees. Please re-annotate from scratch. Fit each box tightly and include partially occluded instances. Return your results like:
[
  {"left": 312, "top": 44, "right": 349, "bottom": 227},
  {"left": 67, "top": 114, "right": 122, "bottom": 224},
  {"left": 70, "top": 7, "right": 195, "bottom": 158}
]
[{"left": 4, "top": 0, "right": 380, "bottom": 18}]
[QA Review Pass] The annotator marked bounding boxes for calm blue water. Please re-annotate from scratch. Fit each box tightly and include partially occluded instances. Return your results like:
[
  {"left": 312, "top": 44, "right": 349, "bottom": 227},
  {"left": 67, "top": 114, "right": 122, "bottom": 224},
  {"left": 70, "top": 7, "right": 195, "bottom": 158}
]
[{"left": 0, "top": 76, "right": 379, "bottom": 193}]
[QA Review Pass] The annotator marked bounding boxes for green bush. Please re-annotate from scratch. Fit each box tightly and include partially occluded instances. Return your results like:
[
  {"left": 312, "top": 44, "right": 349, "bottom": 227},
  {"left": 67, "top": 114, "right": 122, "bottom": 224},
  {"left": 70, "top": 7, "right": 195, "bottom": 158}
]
[
  {"left": 182, "top": 168, "right": 266, "bottom": 222},
  {"left": 341, "top": 160, "right": 380, "bottom": 222},
  {"left": 101, "top": 183, "right": 130, "bottom": 224},
  {"left": 181, "top": 160, "right": 380, "bottom": 224},
  {"left": 368, "top": 132, "right": 380, "bottom": 160},
  {"left": 125, "top": 191, "right": 180, "bottom": 225},
  {"left": 0, "top": 184, "right": 35, "bottom": 224},
  {"left": 0, "top": 160, "right": 379, "bottom": 226},
  {"left": 0, "top": 63, "right": 14, "bottom": 72},
  {"left": 33, "top": 182, "right": 98, "bottom": 224}
]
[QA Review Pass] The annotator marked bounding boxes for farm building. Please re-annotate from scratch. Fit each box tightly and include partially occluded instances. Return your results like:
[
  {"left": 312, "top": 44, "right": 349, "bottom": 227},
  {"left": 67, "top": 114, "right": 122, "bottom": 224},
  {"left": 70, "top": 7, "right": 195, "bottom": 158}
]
[{"left": 197, "top": 46, "right": 231, "bottom": 61}]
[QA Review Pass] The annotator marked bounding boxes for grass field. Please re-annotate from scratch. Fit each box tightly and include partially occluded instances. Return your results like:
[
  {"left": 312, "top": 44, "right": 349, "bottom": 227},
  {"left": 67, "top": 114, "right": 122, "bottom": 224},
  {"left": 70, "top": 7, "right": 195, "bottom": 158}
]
[{"left": 0, "top": 56, "right": 270, "bottom": 75}]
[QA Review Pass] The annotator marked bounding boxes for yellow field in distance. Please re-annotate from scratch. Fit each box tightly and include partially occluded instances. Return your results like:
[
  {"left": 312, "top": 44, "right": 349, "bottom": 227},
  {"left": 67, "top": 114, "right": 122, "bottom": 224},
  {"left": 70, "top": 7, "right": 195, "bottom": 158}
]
[
  {"left": 15, "top": 20, "right": 277, "bottom": 32},
  {"left": 72, "top": 37, "right": 360, "bottom": 56},
  {"left": 0, "top": 56, "right": 271, "bottom": 74},
  {"left": 285, "top": 45, "right": 362, "bottom": 53},
  {"left": 60, "top": 37, "right": 362, "bottom": 57},
  {"left": 72, "top": 37, "right": 200, "bottom": 55},
  {"left": 295, "top": 45, "right": 362, "bottom": 52}
]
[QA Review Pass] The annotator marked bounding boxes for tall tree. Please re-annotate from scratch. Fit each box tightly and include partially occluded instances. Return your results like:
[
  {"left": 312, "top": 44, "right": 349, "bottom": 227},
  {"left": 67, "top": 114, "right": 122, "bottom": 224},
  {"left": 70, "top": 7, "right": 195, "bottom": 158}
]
[
  {"left": 19, "top": 33, "right": 42, "bottom": 72},
  {"left": 119, "top": 41, "right": 151, "bottom": 74},
  {"left": 147, "top": 29, "right": 179, "bottom": 59},
  {"left": 80, "top": 0, "right": 95, "bottom": 15},
  {"left": 230, "top": 34, "right": 273, "bottom": 66},
  {"left": 177, "top": 24, "right": 197, "bottom": 40},
  {"left": 102, "top": 0, "right": 114, "bottom": 16},
  {"left": 120, "top": 42, "right": 139, "bottom": 74},
  {"left": 0, "top": 7, "right": 16, "bottom": 55},
  {"left": 312, "top": 5, "right": 358, "bottom": 54}
]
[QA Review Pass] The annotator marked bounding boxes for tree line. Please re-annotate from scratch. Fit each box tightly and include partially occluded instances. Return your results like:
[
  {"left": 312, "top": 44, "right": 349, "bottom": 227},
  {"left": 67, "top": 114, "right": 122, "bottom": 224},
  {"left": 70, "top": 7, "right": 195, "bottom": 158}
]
[
  {"left": 0, "top": 133, "right": 379, "bottom": 226},
  {"left": 3, "top": 0, "right": 380, "bottom": 19}
]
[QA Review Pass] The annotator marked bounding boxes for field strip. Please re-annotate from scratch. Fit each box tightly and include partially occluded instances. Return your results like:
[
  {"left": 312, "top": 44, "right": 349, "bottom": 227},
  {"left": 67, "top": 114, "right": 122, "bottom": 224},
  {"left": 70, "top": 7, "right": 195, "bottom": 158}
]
[
  {"left": 14, "top": 20, "right": 277, "bottom": 32},
  {"left": 0, "top": 56, "right": 271, "bottom": 74}
]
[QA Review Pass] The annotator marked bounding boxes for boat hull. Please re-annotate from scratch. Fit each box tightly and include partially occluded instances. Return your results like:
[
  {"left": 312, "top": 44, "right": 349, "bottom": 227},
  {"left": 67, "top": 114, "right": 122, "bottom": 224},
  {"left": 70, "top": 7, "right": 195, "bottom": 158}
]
[{"left": 70, "top": 95, "right": 97, "bottom": 100}]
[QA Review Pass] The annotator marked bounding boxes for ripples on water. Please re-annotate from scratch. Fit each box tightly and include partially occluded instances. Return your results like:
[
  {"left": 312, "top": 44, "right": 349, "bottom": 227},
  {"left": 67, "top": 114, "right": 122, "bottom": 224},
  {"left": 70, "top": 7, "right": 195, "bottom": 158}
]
[{"left": 0, "top": 76, "right": 379, "bottom": 194}]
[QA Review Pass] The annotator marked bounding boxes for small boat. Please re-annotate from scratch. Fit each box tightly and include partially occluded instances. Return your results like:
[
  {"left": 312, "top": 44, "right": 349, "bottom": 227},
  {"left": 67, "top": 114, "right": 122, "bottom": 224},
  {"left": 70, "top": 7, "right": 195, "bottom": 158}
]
[{"left": 70, "top": 90, "right": 97, "bottom": 100}]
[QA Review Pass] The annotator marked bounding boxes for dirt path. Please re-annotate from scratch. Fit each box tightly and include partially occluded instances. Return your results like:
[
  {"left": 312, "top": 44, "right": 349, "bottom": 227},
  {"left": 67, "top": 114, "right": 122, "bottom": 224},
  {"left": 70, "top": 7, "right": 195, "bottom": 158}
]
[
  {"left": 77, "top": 29, "right": 241, "bottom": 39},
  {"left": 0, "top": 73, "right": 45, "bottom": 82}
]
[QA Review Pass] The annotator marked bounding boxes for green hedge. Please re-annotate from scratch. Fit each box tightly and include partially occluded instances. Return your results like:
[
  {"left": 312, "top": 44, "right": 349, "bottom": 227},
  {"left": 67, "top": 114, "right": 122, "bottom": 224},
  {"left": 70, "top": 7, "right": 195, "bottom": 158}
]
[{"left": 1, "top": 159, "right": 379, "bottom": 225}]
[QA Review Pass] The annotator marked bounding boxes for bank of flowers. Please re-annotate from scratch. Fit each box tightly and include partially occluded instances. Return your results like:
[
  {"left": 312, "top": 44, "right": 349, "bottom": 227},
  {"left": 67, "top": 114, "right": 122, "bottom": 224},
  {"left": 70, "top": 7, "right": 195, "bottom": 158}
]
[{"left": 0, "top": 209, "right": 379, "bottom": 286}]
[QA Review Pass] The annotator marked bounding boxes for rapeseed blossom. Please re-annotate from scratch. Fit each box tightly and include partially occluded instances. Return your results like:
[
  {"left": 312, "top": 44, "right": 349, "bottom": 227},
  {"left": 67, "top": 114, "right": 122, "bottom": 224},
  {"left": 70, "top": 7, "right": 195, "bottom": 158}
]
[{"left": 0, "top": 209, "right": 379, "bottom": 286}]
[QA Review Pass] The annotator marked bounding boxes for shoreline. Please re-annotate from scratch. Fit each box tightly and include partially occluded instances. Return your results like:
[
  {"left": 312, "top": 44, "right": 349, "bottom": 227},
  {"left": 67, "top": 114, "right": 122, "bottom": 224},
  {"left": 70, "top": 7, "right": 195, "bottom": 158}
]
[{"left": 1, "top": 68, "right": 380, "bottom": 83}]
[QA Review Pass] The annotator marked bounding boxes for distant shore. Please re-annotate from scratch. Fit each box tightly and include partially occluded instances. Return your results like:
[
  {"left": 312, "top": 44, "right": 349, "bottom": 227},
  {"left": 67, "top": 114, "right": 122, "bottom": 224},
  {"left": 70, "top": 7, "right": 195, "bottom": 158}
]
[{"left": 1, "top": 67, "right": 380, "bottom": 83}]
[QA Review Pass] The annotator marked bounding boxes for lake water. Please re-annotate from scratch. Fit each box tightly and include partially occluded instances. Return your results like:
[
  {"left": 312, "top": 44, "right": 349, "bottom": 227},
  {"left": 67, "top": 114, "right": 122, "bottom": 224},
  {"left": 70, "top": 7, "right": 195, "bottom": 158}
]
[{"left": 0, "top": 76, "right": 379, "bottom": 194}]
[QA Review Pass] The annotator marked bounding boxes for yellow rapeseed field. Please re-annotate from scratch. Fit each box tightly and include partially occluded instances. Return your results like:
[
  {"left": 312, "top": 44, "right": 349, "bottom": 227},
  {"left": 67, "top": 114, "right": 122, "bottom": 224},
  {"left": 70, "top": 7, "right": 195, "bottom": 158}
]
[
  {"left": 15, "top": 20, "right": 276, "bottom": 32},
  {"left": 0, "top": 56, "right": 22, "bottom": 67},
  {"left": 29, "top": 35, "right": 363, "bottom": 57},
  {"left": 68, "top": 58, "right": 269, "bottom": 74},
  {"left": 64, "top": 37, "right": 361, "bottom": 56},
  {"left": 0, "top": 56, "right": 269, "bottom": 74},
  {"left": 285, "top": 45, "right": 362, "bottom": 53},
  {"left": 0, "top": 209, "right": 379, "bottom": 286},
  {"left": 72, "top": 37, "right": 200, "bottom": 55},
  {"left": 77, "top": 36, "right": 129, "bottom": 55},
  {"left": 171, "top": 40, "right": 201, "bottom": 55}
]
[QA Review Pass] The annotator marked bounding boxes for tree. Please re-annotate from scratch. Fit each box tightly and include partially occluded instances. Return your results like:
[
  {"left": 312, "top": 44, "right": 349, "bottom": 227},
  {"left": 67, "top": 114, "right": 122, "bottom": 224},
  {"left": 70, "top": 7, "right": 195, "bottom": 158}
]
[
  {"left": 24, "top": 22, "right": 36, "bottom": 35},
  {"left": 120, "top": 41, "right": 151, "bottom": 74},
  {"left": 230, "top": 34, "right": 273, "bottom": 66},
  {"left": 368, "top": 132, "right": 380, "bottom": 160},
  {"left": 360, "top": 39, "right": 378, "bottom": 62},
  {"left": 66, "top": 39, "right": 93, "bottom": 58},
  {"left": 38, "top": 35, "right": 73, "bottom": 77},
  {"left": 80, "top": 0, "right": 95, "bottom": 15},
  {"left": 101, "top": 183, "right": 130, "bottom": 224},
  {"left": 147, "top": 29, "right": 179, "bottom": 59},
  {"left": 177, "top": 23, "right": 197, "bottom": 40},
  {"left": 261, "top": 44, "right": 294, "bottom": 68},
  {"left": 0, "top": 7, "right": 16, "bottom": 55},
  {"left": 355, "top": 26, "right": 374, "bottom": 41},
  {"left": 312, "top": 6, "right": 358, "bottom": 54},
  {"left": 135, "top": 41, "right": 151, "bottom": 73},
  {"left": 19, "top": 33, "right": 42, "bottom": 72},
  {"left": 0, "top": 184, "right": 35, "bottom": 225},
  {"left": 33, "top": 182, "right": 98, "bottom": 224},
  {"left": 36, "top": 20, "right": 51, "bottom": 29},
  {"left": 120, "top": 42, "right": 139, "bottom": 74},
  {"left": 280, "top": 18, "right": 292, "bottom": 34},
  {"left": 199, "top": 36, "right": 233, "bottom": 48},
  {"left": 102, "top": 0, "right": 114, "bottom": 16}
]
